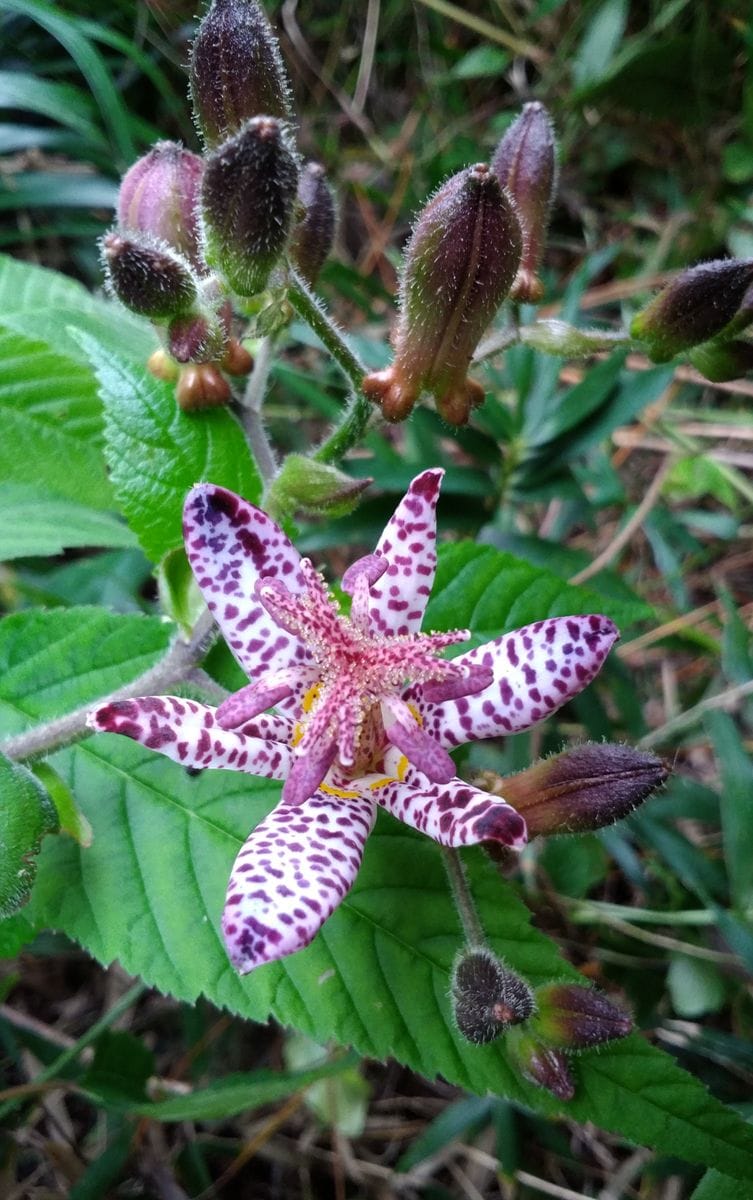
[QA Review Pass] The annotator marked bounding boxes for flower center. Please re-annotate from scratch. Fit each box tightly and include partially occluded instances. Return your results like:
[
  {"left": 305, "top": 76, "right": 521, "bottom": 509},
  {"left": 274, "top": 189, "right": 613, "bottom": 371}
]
[{"left": 216, "top": 555, "right": 492, "bottom": 804}]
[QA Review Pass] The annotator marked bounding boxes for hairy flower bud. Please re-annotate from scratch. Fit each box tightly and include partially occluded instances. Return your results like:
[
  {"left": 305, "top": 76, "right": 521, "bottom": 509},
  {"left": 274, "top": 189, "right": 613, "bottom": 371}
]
[
  {"left": 533, "top": 983, "right": 632, "bottom": 1050},
  {"left": 507, "top": 1030, "right": 575, "bottom": 1100},
  {"left": 117, "top": 142, "right": 204, "bottom": 266},
  {"left": 189, "top": 0, "right": 292, "bottom": 147},
  {"left": 168, "top": 312, "right": 227, "bottom": 363},
  {"left": 689, "top": 337, "right": 753, "bottom": 382},
  {"left": 363, "top": 164, "right": 522, "bottom": 425},
  {"left": 201, "top": 116, "right": 299, "bottom": 296},
  {"left": 451, "top": 949, "right": 534, "bottom": 1045},
  {"left": 631, "top": 259, "right": 753, "bottom": 363},
  {"left": 266, "top": 454, "right": 371, "bottom": 520},
  {"left": 476, "top": 742, "right": 667, "bottom": 839},
  {"left": 492, "top": 102, "right": 557, "bottom": 303},
  {"left": 289, "top": 161, "right": 337, "bottom": 286},
  {"left": 176, "top": 362, "right": 232, "bottom": 411},
  {"left": 102, "top": 231, "right": 198, "bottom": 320}
]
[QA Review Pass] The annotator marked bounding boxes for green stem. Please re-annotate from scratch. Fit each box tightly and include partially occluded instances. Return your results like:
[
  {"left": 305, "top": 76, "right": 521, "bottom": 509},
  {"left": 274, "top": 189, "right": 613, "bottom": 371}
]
[
  {"left": 442, "top": 847, "right": 487, "bottom": 947},
  {"left": 0, "top": 980, "right": 146, "bottom": 1121}
]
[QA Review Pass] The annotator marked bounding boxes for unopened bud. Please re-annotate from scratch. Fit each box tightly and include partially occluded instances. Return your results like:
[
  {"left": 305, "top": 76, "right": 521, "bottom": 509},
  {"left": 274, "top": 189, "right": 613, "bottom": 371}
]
[
  {"left": 363, "top": 164, "right": 521, "bottom": 425},
  {"left": 688, "top": 337, "right": 753, "bottom": 382},
  {"left": 168, "top": 312, "right": 227, "bottom": 363},
  {"left": 266, "top": 454, "right": 371, "bottom": 519},
  {"left": 476, "top": 743, "right": 667, "bottom": 839},
  {"left": 189, "top": 0, "right": 292, "bottom": 147},
  {"left": 533, "top": 983, "right": 632, "bottom": 1050},
  {"left": 117, "top": 142, "right": 204, "bottom": 266},
  {"left": 451, "top": 949, "right": 534, "bottom": 1045},
  {"left": 631, "top": 259, "right": 753, "bottom": 363},
  {"left": 289, "top": 161, "right": 337, "bottom": 286},
  {"left": 507, "top": 1030, "right": 575, "bottom": 1101},
  {"left": 147, "top": 348, "right": 179, "bottom": 381},
  {"left": 492, "top": 102, "right": 557, "bottom": 303},
  {"left": 221, "top": 337, "right": 255, "bottom": 375},
  {"left": 102, "top": 231, "right": 198, "bottom": 320},
  {"left": 201, "top": 116, "right": 299, "bottom": 296},
  {"left": 176, "top": 363, "right": 232, "bottom": 411},
  {"left": 520, "top": 319, "right": 626, "bottom": 357}
]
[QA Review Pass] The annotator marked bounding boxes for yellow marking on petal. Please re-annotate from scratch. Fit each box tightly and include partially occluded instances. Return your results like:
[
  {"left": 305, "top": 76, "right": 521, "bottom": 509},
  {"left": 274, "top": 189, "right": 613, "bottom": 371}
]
[
  {"left": 320, "top": 782, "right": 361, "bottom": 799},
  {"left": 368, "top": 754, "right": 409, "bottom": 791},
  {"left": 397, "top": 755, "right": 409, "bottom": 781},
  {"left": 291, "top": 721, "right": 305, "bottom": 747},
  {"left": 302, "top": 682, "right": 322, "bottom": 713},
  {"left": 368, "top": 776, "right": 396, "bottom": 791},
  {"left": 406, "top": 702, "right": 422, "bottom": 726}
]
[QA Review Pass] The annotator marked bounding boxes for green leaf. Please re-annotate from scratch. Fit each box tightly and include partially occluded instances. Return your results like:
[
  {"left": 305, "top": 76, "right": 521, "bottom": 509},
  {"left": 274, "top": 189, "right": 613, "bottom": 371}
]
[
  {"left": 573, "top": 0, "right": 628, "bottom": 87},
  {"left": 32, "top": 762, "right": 93, "bottom": 848},
  {"left": 78, "top": 334, "right": 263, "bottom": 561},
  {"left": 132, "top": 1055, "right": 359, "bottom": 1122},
  {"left": 0, "top": 608, "right": 171, "bottom": 740},
  {"left": 0, "top": 324, "right": 113, "bottom": 509},
  {"left": 0, "top": 484, "right": 136, "bottom": 560},
  {"left": 0, "top": 71, "right": 104, "bottom": 143},
  {"left": 691, "top": 1168, "right": 753, "bottom": 1200},
  {"left": 1, "top": 305, "right": 157, "bottom": 369},
  {"left": 425, "top": 541, "right": 650, "bottom": 639},
  {"left": 0, "top": 750, "right": 58, "bottom": 917},
  {"left": 668, "top": 954, "right": 726, "bottom": 1018},
  {"left": 18, "top": 735, "right": 753, "bottom": 1178},
  {"left": 706, "top": 712, "right": 753, "bottom": 910}
]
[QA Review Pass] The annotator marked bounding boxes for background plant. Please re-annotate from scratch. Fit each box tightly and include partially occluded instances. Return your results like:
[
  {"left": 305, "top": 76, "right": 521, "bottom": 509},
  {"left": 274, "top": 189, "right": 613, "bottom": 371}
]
[{"left": 1, "top": 1, "right": 753, "bottom": 1197}]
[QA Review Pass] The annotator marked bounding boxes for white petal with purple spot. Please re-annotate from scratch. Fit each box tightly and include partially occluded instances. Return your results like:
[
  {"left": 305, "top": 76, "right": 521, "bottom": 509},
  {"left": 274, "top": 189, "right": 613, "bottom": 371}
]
[
  {"left": 407, "top": 615, "right": 619, "bottom": 749},
  {"left": 369, "top": 469, "right": 443, "bottom": 636},
  {"left": 222, "top": 787, "right": 376, "bottom": 972},
  {"left": 88, "top": 696, "right": 292, "bottom": 779}
]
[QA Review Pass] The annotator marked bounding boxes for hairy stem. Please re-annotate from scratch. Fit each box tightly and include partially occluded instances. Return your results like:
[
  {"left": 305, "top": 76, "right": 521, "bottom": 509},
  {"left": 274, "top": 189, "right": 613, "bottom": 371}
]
[
  {"left": 0, "top": 609, "right": 217, "bottom": 763},
  {"left": 442, "top": 847, "right": 487, "bottom": 947},
  {"left": 234, "top": 334, "right": 278, "bottom": 484}
]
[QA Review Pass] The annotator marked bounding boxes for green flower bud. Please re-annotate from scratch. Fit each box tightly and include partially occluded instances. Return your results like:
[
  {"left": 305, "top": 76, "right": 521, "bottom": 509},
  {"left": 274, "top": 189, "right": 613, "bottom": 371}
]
[
  {"left": 289, "top": 161, "right": 337, "bottom": 287},
  {"left": 533, "top": 984, "right": 632, "bottom": 1050},
  {"left": 689, "top": 337, "right": 753, "bottom": 382},
  {"left": 190, "top": 0, "right": 292, "bottom": 147},
  {"left": 451, "top": 948, "right": 534, "bottom": 1045},
  {"left": 101, "top": 231, "right": 199, "bottom": 320},
  {"left": 507, "top": 1029, "right": 575, "bottom": 1101},
  {"left": 363, "top": 163, "right": 522, "bottom": 425},
  {"left": 476, "top": 743, "right": 667, "bottom": 839},
  {"left": 492, "top": 102, "right": 557, "bottom": 303},
  {"left": 117, "top": 141, "right": 204, "bottom": 267},
  {"left": 266, "top": 454, "right": 371, "bottom": 520},
  {"left": 520, "top": 319, "right": 626, "bottom": 358},
  {"left": 201, "top": 116, "right": 299, "bottom": 297},
  {"left": 631, "top": 259, "right": 753, "bottom": 363}
]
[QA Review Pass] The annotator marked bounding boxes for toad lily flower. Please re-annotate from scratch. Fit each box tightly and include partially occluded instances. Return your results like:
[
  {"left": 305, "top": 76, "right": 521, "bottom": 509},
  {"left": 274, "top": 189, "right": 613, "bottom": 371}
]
[{"left": 88, "top": 470, "right": 618, "bottom": 973}]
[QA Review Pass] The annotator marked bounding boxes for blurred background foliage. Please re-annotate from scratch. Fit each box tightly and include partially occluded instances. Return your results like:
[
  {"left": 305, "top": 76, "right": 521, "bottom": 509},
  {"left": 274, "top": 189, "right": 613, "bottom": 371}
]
[{"left": 2, "top": 1, "right": 753, "bottom": 1198}]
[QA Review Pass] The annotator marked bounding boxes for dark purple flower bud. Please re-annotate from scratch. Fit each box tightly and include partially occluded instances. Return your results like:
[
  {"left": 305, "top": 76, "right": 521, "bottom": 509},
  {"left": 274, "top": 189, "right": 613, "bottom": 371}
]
[
  {"left": 201, "top": 116, "right": 299, "bottom": 296},
  {"left": 117, "top": 142, "right": 204, "bottom": 267},
  {"left": 101, "top": 231, "right": 198, "bottom": 320},
  {"left": 630, "top": 259, "right": 753, "bottom": 363},
  {"left": 176, "top": 362, "right": 232, "bottom": 411},
  {"left": 189, "top": 0, "right": 292, "bottom": 147},
  {"left": 289, "top": 161, "right": 337, "bottom": 286},
  {"left": 689, "top": 337, "right": 753, "bottom": 382},
  {"left": 451, "top": 948, "right": 534, "bottom": 1045},
  {"left": 492, "top": 102, "right": 557, "bottom": 303},
  {"left": 168, "top": 312, "right": 227, "bottom": 363},
  {"left": 363, "top": 163, "right": 522, "bottom": 425},
  {"left": 508, "top": 1030, "right": 575, "bottom": 1101},
  {"left": 533, "top": 983, "right": 633, "bottom": 1050},
  {"left": 476, "top": 742, "right": 667, "bottom": 839}
]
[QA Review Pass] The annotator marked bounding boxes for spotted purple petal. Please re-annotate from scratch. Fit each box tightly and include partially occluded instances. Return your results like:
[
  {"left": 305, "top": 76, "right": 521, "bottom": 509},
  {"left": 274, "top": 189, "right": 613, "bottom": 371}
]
[
  {"left": 369, "top": 468, "right": 443, "bottom": 636},
  {"left": 222, "top": 785, "right": 377, "bottom": 972},
  {"left": 363, "top": 756, "right": 527, "bottom": 849},
  {"left": 183, "top": 484, "right": 315, "bottom": 694},
  {"left": 407, "top": 615, "right": 618, "bottom": 749},
  {"left": 87, "top": 695, "right": 292, "bottom": 778}
]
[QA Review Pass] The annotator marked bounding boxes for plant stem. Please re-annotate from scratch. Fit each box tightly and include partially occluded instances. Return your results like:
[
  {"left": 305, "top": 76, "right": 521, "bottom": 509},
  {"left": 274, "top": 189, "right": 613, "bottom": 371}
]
[
  {"left": 0, "top": 609, "right": 217, "bottom": 764},
  {"left": 235, "top": 334, "right": 278, "bottom": 484},
  {"left": 287, "top": 270, "right": 366, "bottom": 386},
  {"left": 442, "top": 847, "right": 487, "bottom": 947},
  {"left": 286, "top": 270, "right": 375, "bottom": 465}
]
